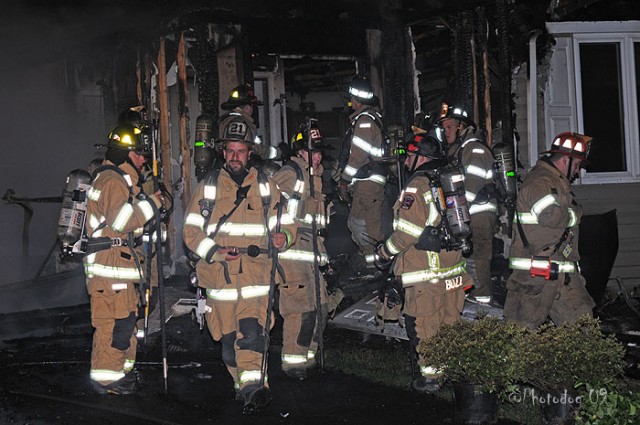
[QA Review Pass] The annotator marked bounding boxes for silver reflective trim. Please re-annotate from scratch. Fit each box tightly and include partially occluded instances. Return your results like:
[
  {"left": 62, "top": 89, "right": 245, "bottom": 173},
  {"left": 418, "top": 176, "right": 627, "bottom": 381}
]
[
  {"left": 400, "top": 262, "right": 466, "bottom": 286},
  {"left": 206, "top": 288, "right": 238, "bottom": 301},
  {"left": 196, "top": 237, "right": 216, "bottom": 259},
  {"left": 112, "top": 203, "right": 134, "bottom": 232},
  {"left": 91, "top": 369, "right": 125, "bottom": 383},
  {"left": 344, "top": 165, "right": 358, "bottom": 177},
  {"left": 85, "top": 264, "right": 142, "bottom": 280},
  {"left": 111, "top": 283, "right": 128, "bottom": 291},
  {"left": 212, "top": 222, "right": 267, "bottom": 236},
  {"left": 138, "top": 200, "right": 155, "bottom": 221},
  {"left": 282, "top": 354, "right": 307, "bottom": 365},
  {"left": 88, "top": 187, "right": 101, "bottom": 201},
  {"left": 395, "top": 218, "right": 424, "bottom": 238},
  {"left": 204, "top": 184, "right": 216, "bottom": 200},
  {"left": 259, "top": 182, "right": 270, "bottom": 198},
  {"left": 465, "top": 164, "right": 492, "bottom": 180},
  {"left": 241, "top": 285, "right": 270, "bottom": 299},
  {"left": 185, "top": 213, "right": 206, "bottom": 229},
  {"left": 352, "top": 135, "right": 383, "bottom": 157},
  {"left": 385, "top": 239, "right": 401, "bottom": 255},
  {"left": 469, "top": 203, "right": 497, "bottom": 215},
  {"left": 239, "top": 370, "right": 263, "bottom": 384}
]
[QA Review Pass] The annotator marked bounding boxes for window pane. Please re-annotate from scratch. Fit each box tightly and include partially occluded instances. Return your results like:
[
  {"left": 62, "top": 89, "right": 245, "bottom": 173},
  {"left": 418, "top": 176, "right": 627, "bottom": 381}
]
[{"left": 580, "top": 43, "right": 626, "bottom": 172}]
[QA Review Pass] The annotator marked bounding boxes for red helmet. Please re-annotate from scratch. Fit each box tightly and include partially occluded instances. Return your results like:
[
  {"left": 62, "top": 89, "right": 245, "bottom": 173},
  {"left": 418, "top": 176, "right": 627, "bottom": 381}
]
[{"left": 542, "top": 132, "right": 592, "bottom": 162}]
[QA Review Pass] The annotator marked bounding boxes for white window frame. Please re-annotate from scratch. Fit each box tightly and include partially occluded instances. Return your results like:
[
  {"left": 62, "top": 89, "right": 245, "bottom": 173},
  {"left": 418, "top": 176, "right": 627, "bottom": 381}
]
[{"left": 547, "top": 21, "right": 640, "bottom": 185}]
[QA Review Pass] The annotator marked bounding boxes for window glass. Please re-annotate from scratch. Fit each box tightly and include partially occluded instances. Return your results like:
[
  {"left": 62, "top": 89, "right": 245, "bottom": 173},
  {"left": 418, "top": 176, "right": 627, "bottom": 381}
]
[{"left": 579, "top": 43, "right": 626, "bottom": 172}]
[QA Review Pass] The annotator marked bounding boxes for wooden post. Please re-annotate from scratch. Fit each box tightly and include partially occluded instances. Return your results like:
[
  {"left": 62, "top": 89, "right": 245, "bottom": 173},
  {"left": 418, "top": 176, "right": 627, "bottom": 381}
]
[
  {"left": 177, "top": 32, "right": 192, "bottom": 210},
  {"left": 471, "top": 35, "right": 479, "bottom": 128},
  {"left": 483, "top": 40, "right": 492, "bottom": 146},
  {"left": 156, "top": 37, "right": 174, "bottom": 251}
]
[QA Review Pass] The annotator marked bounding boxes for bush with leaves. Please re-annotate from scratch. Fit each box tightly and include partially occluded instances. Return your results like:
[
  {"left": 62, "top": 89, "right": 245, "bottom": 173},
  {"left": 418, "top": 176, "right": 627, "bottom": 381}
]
[
  {"left": 517, "top": 316, "right": 625, "bottom": 394},
  {"left": 575, "top": 380, "right": 640, "bottom": 425},
  {"left": 418, "top": 315, "right": 529, "bottom": 393}
]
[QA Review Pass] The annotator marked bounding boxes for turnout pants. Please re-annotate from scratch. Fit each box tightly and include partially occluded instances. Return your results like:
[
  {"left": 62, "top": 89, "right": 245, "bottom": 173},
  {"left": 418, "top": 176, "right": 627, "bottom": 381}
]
[
  {"left": 205, "top": 286, "right": 272, "bottom": 395},
  {"left": 467, "top": 212, "right": 497, "bottom": 297},
  {"left": 404, "top": 285, "right": 465, "bottom": 377},
  {"left": 279, "top": 276, "right": 328, "bottom": 371},
  {"left": 88, "top": 277, "right": 139, "bottom": 385}
]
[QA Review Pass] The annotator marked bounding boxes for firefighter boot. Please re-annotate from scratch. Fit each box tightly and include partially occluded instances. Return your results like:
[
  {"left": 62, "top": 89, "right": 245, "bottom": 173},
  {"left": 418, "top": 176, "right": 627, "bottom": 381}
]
[
  {"left": 284, "top": 367, "right": 307, "bottom": 381},
  {"left": 91, "top": 373, "right": 138, "bottom": 395},
  {"left": 242, "top": 386, "right": 272, "bottom": 414},
  {"left": 411, "top": 375, "right": 441, "bottom": 394}
]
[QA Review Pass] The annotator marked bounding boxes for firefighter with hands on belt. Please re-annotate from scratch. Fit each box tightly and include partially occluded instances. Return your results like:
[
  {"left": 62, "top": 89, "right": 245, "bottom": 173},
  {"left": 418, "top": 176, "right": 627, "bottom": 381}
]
[
  {"left": 83, "top": 120, "right": 163, "bottom": 395},
  {"left": 375, "top": 128, "right": 473, "bottom": 393},
  {"left": 339, "top": 75, "right": 389, "bottom": 274},
  {"left": 439, "top": 103, "right": 498, "bottom": 304},
  {"left": 504, "top": 132, "right": 595, "bottom": 329},
  {"left": 219, "top": 83, "right": 280, "bottom": 163},
  {"left": 183, "top": 114, "right": 296, "bottom": 413},
  {"left": 273, "top": 121, "right": 331, "bottom": 381}
]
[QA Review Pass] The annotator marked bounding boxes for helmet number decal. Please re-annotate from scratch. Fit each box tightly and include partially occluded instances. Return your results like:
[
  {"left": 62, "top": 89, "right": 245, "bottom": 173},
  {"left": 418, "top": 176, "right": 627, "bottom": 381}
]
[{"left": 309, "top": 128, "right": 322, "bottom": 141}]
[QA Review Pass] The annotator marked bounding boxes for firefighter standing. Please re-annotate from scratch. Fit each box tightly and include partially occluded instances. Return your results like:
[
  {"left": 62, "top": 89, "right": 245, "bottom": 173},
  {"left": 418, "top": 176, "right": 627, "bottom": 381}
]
[
  {"left": 339, "top": 75, "right": 389, "bottom": 273},
  {"left": 439, "top": 104, "right": 497, "bottom": 304},
  {"left": 183, "top": 115, "right": 295, "bottom": 413},
  {"left": 375, "top": 130, "right": 473, "bottom": 393},
  {"left": 83, "top": 122, "right": 162, "bottom": 395},
  {"left": 504, "top": 132, "right": 595, "bottom": 329},
  {"left": 273, "top": 122, "right": 330, "bottom": 380}
]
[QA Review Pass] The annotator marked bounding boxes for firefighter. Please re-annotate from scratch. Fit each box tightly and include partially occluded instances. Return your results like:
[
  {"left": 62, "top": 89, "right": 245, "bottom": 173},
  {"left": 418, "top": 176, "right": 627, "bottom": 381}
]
[
  {"left": 183, "top": 114, "right": 296, "bottom": 413},
  {"left": 273, "top": 121, "right": 331, "bottom": 381},
  {"left": 339, "top": 75, "right": 389, "bottom": 274},
  {"left": 504, "top": 132, "right": 595, "bottom": 329},
  {"left": 439, "top": 103, "right": 497, "bottom": 304},
  {"left": 375, "top": 129, "right": 473, "bottom": 393},
  {"left": 83, "top": 121, "right": 162, "bottom": 395},
  {"left": 219, "top": 83, "right": 279, "bottom": 162}
]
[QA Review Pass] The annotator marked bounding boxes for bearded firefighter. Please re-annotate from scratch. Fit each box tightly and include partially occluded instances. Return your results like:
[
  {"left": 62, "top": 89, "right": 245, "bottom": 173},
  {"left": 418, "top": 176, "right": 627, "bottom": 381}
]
[{"left": 183, "top": 114, "right": 296, "bottom": 413}]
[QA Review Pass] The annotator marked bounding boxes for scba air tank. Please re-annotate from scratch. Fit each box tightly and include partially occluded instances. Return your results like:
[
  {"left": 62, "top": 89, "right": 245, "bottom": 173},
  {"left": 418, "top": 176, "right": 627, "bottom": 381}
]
[
  {"left": 439, "top": 165, "right": 472, "bottom": 255},
  {"left": 493, "top": 142, "right": 517, "bottom": 199},
  {"left": 57, "top": 169, "right": 92, "bottom": 256}
]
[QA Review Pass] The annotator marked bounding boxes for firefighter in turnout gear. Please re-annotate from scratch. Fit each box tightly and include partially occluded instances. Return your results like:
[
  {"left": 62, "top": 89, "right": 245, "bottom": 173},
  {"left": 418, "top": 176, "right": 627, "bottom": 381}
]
[
  {"left": 504, "top": 132, "right": 595, "bottom": 329},
  {"left": 340, "top": 75, "right": 389, "bottom": 273},
  {"left": 439, "top": 103, "right": 497, "bottom": 304},
  {"left": 219, "top": 83, "right": 279, "bottom": 162},
  {"left": 183, "top": 116, "right": 296, "bottom": 413},
  {"left": 273, "top": 121, "right": 331, "bottom": 381},
  {"left": 375, "top": 128, "right": 473, "bottom": 393},
  {"left": 83, "top": 121, "right": 163, "bottom": 395}
]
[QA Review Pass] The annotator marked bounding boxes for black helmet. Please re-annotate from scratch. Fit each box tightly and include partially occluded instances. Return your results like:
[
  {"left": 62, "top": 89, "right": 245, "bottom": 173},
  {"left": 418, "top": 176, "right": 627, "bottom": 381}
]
[
  {"left": 221, "top": 84, "right": 263, "bottom": 110},
  {"left": 116, "top": 105, "right": 149, "bottom": 129},
  {"left": 348, "top": 76, "right": 376, "bottom": 105},
  {"left": 220, "top": 115, "right": 255, "bottom": 145},
  {"left": 437, "top": 102, "right": 475, "bottom": 128},
  {"left": 290, "top": 121, "right": 334, "bottom": 152},
  {"left": 405, "top": 127, "right": 445, "bottom": 160},
  {"left": 107, "top": 122, "right": 150, "bottom": 155}
]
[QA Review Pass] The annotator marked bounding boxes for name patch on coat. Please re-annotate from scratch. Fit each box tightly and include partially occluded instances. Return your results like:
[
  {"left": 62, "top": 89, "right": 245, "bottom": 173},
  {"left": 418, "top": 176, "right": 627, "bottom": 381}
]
[{"left": 401, "top": 194, "right": 415, "bottom": 210}]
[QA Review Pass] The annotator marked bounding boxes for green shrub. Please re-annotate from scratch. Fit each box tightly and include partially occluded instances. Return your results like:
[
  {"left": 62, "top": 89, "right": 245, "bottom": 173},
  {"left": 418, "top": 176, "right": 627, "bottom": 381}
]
[{"left": 418, "top": 315, "right": 529, "bottom": 393}]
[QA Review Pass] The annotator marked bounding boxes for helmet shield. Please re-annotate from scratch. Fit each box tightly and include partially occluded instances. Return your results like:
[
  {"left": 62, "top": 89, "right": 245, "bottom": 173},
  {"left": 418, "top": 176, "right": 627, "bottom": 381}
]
[
  {"left": 542, "top": 132, "right": 592, "bottom": 163},
  {"left": 107, "top": 123, "right": 150, "bottom": 155},
  {"left": 406, "top": 127, "right": 445, "bottom": 160},
  {"left": 291, "top": 121, "right": 331, "bottom": 152}
]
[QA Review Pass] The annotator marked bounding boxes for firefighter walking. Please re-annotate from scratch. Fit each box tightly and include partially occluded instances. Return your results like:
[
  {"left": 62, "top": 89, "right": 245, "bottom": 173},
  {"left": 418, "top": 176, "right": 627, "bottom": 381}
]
[
  {"left": 504, "top": 132, "right": 595, "bottom": 329},
  {"left": 83, "top": 121, "right": 162, "bottom": 395},
  {"left": 273, "top": 121, "right": 330, "bottom": 380},
  {"left": 339, "top": 75, "right": 389, "bottom": 274},
  {"left": 183, "top": 114, "right": 295, "bottom": 413},
  {"left": 439, "top": 103, "right": 498, "bottom": 304},
  {"left": 375, "top": 129, "right": 473, "bottom": 393}
]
